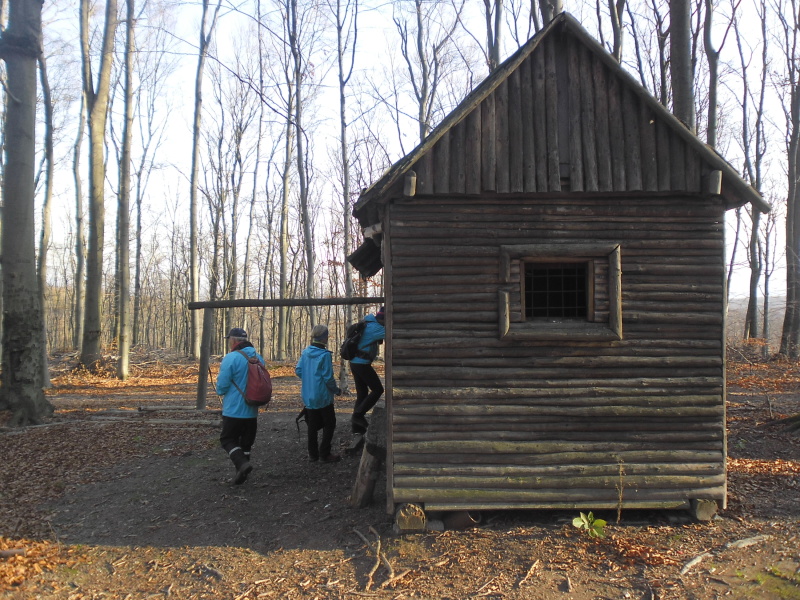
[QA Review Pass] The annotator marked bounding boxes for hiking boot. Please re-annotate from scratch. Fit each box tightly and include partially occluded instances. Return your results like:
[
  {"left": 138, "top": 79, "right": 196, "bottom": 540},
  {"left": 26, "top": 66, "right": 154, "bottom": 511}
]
[
  {"left": 309, "top": 455, "right": 319, "bottom": 462},
  {"left": 321, "top": 454, "right": 341, "bottom": 463},
  {"left": 233, "top": 461, "right": 253, "bottom": 485}
]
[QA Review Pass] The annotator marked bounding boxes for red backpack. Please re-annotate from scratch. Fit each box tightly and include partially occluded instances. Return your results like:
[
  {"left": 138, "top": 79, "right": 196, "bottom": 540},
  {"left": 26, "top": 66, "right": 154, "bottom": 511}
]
[{"left": 232, "top": 350, "right": 273, "bottom": 407}]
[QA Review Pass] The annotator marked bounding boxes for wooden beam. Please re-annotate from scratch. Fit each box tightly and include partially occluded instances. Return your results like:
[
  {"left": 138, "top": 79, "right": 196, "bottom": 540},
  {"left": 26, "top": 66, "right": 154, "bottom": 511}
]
[{"left": 188, "top": 296, "right": 384, "bottom": 310}]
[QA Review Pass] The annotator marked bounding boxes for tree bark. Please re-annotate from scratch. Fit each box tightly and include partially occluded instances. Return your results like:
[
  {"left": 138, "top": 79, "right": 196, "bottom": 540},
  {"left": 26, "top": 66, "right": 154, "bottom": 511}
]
[
  {"left": 36, "top": 51, "right": 53, "bottom": 388},
  {"left": 0, "top": 0, "right": 53, "bottom": 425},
  {"left": 670, "top": 0, "right": 695, "bottom": 131},
  {"left": 117, "top": 0, "right": 135, "bottom": 380},
  {"left": 79, "top": 0, "right": 118, "bottom": 371},
  {"left": 72, "top": 91, "right": 87, "bottom": 351},
  {"left": 189, "top": 0, "right": 223, "bottom": 359}
]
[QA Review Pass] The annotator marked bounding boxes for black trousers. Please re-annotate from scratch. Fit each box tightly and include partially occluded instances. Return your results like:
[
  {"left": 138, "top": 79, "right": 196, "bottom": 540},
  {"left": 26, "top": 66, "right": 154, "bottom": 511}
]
[
  {"left": 220, "top": 416, "right": 258, "bottom": 459},
  {"left": 306, "top": 403, "right": 337, "bottom": 459},
  {"left": 350, "top": 362, "right": 384, "bottom": 418}
]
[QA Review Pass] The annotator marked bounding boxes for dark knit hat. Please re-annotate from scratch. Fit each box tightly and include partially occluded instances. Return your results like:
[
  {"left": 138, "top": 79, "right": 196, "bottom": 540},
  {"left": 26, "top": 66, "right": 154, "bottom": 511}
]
[{"left": 376, "top": 306, "right": 385, "bottom": 319}]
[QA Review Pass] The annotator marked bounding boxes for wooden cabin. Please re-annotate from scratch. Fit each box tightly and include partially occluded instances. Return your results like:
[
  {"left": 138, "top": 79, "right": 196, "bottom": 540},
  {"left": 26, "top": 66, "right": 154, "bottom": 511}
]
[{"left": 349, "top": 13, "right": 769, "bottom": 519}]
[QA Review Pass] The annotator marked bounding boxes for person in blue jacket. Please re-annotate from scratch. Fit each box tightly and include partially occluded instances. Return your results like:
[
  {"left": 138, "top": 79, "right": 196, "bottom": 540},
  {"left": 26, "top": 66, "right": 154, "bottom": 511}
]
[
  {"left": 216, "top": 327, "right": 264, "bottom": 484},
  {"left": 349, "top": 306, "right": 386, "bottom": 434},
  {"left": 296, "top": 324, "right": 342, "bottom": 462}
]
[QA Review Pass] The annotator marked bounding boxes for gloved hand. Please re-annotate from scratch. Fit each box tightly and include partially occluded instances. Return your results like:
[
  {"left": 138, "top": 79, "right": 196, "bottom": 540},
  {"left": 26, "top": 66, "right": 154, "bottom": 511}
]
[{"left": 335, "top": 387, "right": 343, "bottom": 396}]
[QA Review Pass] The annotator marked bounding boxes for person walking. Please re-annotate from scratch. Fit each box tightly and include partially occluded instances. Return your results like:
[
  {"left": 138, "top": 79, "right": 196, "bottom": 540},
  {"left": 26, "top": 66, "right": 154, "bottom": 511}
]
[
  {"left": 296, "top": 324, "right": 343, "bottom": 463},
  {"left": 216, "top": 327, "right": 264, "bottom": 484},
  {"left": 349, "top": 306, "right": 386, "bottom": 434}
]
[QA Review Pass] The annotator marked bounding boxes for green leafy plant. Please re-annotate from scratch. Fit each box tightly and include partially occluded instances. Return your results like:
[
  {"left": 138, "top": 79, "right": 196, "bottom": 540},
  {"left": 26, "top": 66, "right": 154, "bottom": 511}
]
[{"left": 572, "top": 512, "right": 607, "bottom": 538}]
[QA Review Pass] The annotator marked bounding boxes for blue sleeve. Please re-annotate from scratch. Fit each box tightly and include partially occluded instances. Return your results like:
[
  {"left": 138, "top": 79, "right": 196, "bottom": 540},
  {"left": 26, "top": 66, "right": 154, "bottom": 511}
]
[
  {"left": 323, "top": 353, "right": 337, "bottom": 391},
  {"left": 216, "top": 353, "right": 235, "bottom": 395}
]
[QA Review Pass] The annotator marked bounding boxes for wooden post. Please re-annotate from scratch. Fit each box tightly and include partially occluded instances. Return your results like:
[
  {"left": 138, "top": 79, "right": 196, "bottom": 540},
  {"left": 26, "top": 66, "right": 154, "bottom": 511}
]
[
  {"left": 350, "top": 403, "right": 387, "bottom": 508},
  {"left": 196, "top": 307, "right": 214, "bottom": 410}
]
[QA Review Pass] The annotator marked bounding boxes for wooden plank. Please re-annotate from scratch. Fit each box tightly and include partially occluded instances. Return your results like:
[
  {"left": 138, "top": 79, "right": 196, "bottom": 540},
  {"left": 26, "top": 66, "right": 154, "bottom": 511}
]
[
  {"left": 686, "top": 147, "right": 701, "bottom": 192},
  {"left": 579, "top": 45, "right": 598, "bottom": 192},
  {"left": 532, "top": 48, "right": 549, "bottom": 192},
  {"left": 495, "top": 78, "right": 510, "bottom": 193},
  {"left": 607, "top": 73, "right": 626, "bottom": 189},
  {"left": 640, "top": 102, "right": 658, "bottom": 191},
  {"left": 481, "top": 93, "right": 496, "bottom": 192},
  {"left": 508, "top": 68, "right": 524, "bottom": 192},
  {"left": 622, "top": 86, "right": 642, "bottom": 190},
  {"left": 450, "top": 119, "right": 466, "bottom": 194},
  {"left": 520, "top": 55, "right": 536, "bottom": 192},
  {"left": 567, "top": 38, "right": 584, "bottom": 191},
  {"left": 592, "top": 56, "right": 612, "bottom": 191},
  {"left": 416, "top": 151, "right": 434, "bottom": 195},
  {"left": 544, "top": 35, "right": 561, "bottom": 191},
  {"left": 433, "top": 129, "right": 450, "bottom": 194},
  {"left": 656, "top": 117, "right": 671, "bottom": 191},
  {"left": 671, "top": 132, "right": 687, "bottom": 191},
  {"left": 465, "top": 108, "right": 482, "bottom": 194}
]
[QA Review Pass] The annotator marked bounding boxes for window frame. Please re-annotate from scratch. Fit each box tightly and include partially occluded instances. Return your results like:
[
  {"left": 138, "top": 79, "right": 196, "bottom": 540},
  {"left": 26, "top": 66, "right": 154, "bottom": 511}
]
[{"left": 498, "top": 243, "right": 622, "bottom": 341}]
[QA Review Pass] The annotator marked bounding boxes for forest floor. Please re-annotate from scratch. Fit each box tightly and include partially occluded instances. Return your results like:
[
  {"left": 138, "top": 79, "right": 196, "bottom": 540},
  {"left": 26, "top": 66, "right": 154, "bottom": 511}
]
[{"left": 0, "top": 346, "right": 799, "bottom": 600}]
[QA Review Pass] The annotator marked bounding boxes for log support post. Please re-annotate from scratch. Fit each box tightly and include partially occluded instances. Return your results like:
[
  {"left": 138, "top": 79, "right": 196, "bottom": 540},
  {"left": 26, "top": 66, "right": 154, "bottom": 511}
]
[
  {"left": 196, "top": 307, "right": 214, "bottom": 410},
  {"left": 349, "top": 403, "right": 386, "bottom": 508}
]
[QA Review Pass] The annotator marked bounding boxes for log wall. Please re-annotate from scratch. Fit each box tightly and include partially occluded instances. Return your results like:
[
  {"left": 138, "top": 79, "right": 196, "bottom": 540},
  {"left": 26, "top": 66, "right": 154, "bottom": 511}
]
[
  {"left": 387, "top": 195, "right": 727, "bottom": 510},
  {"left": 410, "top": 31, "right": 705, "bottom": 197}
]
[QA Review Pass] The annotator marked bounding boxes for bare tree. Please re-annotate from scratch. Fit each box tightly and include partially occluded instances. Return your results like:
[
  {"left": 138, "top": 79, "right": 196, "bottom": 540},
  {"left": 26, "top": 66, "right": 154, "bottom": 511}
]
[
  {"left": 393, "top": 0, "right": 465, "bottom": 143},
  {"left": 116, "top": 0, "right": 136, "bottom": 380},
  {"left": 776, "top": 0, "right": 800, "bottom": 357},
  {"left": 73, "top": 91, "right": 87, "bottom": 351},
  {"left": 733, "top": 1, "right": 768, "bottom": 342},
  {"left": 189, "top": 0, "right": 222, "bottom": 358},
  {"left": 36, "top": 51, "right": 54, "bottom": 388},
  {"left": 0, "top": 0, "right": 52, "bottom": 425},
  {"left": 79, "top": 0, "right": 118, "bottom": 371}
]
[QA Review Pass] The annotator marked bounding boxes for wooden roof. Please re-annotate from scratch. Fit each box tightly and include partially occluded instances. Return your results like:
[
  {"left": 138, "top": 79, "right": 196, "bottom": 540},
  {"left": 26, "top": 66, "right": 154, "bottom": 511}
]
[{"left": 354, "top": 13, "right": 769, "bottom": 224}]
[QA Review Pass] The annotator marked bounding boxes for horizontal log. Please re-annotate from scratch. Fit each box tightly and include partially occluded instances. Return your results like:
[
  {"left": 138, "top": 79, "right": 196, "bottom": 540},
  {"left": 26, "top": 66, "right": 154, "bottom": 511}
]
[
  {"left": 392, "top": 377, "right": 722, "bottom": 391},
  {"left": 423, "top": 500, "right": 691, "bottom": 510},
  {"left": 392, "top": 405, "right": 723, "bottom": 419},
  {"left": 392, "top": 393, "right": 722, "bottom": 406},
  {"left": 390, "top": 356, "right": 721, "bottom": 369},
  {"left": 393, "top": 440, "right": 722, "bottom": 455},
  {"left": 393, "top": 201, "right": 720, "bottom": 218},
  {"left": 392, "top": 367, "right": 722, "bottom": 382},
  {"left": 391, "top": 430, "right": 723, "bottom": 443},
  {"left": 393, "top": 448, "right": 723, "bottom": 465},
  {"left": 393, "top": 462, "right": 723, "bottom": 477},
  {"left": 392, "top": 486, "right": 726, "bottom": 504},
  {"left": 188, "top": 296, "right": 383, "bottom": 310},
  {"left": 392, "top": 473, "right": 726, "bottom": 490},
  {"left": 391, "top": 416, "right": 722, "bottom": 430}
]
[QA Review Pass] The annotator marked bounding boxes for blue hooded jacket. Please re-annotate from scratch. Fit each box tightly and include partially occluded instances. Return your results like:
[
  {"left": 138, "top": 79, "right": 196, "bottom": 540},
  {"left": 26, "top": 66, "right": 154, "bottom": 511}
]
[
  {"left": 295, "top": 343, "right": 338, "bottom": 409},
  {"left": 350, "top": 314, "right": 385, "bottom": 365},
  {"left": 216, "top": 344, "right": 263, "bottom": 419}
]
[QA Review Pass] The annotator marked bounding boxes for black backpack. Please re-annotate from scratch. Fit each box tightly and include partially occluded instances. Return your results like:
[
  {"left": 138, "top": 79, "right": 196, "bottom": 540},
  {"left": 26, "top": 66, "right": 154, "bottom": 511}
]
[{"left": 340, "top": 320, "right": 367, "bottom": 361}]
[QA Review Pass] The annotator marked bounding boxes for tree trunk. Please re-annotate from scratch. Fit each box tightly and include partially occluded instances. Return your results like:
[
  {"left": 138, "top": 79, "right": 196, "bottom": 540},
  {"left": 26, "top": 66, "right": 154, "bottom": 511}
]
[
  {"left": 0, "top": 0, "right": 53, "bottom": 425},
  {"left": 289, "top": 0, "right": 316, "bottom": 329},
  {"left": 117, "top": 0, "right": 135, "bottom": 380},
  {"left": 73, "top": 91, "right": 87, "bottom": 351},
  {"left": 36, "top": 52, "right": 53, "bottom": 388},
  {"left": 79, "top": 0, "right": 118, "bottom": 371},
  {"left": 670, "top": 0, "right": 695, "bottom": 131},
  {"left": 189, "top": 0, "right": 222, "bottom": 359}
]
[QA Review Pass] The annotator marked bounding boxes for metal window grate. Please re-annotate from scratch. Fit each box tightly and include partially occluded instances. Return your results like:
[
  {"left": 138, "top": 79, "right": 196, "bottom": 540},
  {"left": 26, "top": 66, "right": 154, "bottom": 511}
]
[{"left": 525, "top": 262, "right": 588, "bottom": 319}]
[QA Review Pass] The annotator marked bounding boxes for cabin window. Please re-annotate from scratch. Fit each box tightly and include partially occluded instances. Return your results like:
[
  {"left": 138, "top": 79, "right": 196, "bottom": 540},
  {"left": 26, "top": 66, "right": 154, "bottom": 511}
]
[
  {"left": 524, "top": 261, "right": 590, "bottom": 320},
  {"left": 498, "top": 244, "right": 622, "bottom": 341}
]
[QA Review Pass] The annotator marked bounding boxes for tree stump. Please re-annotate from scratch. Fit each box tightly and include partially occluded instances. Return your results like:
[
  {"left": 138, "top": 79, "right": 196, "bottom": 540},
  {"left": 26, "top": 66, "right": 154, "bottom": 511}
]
[{"left": 349, "top": 403, "right": 386, "bottom": 508}]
